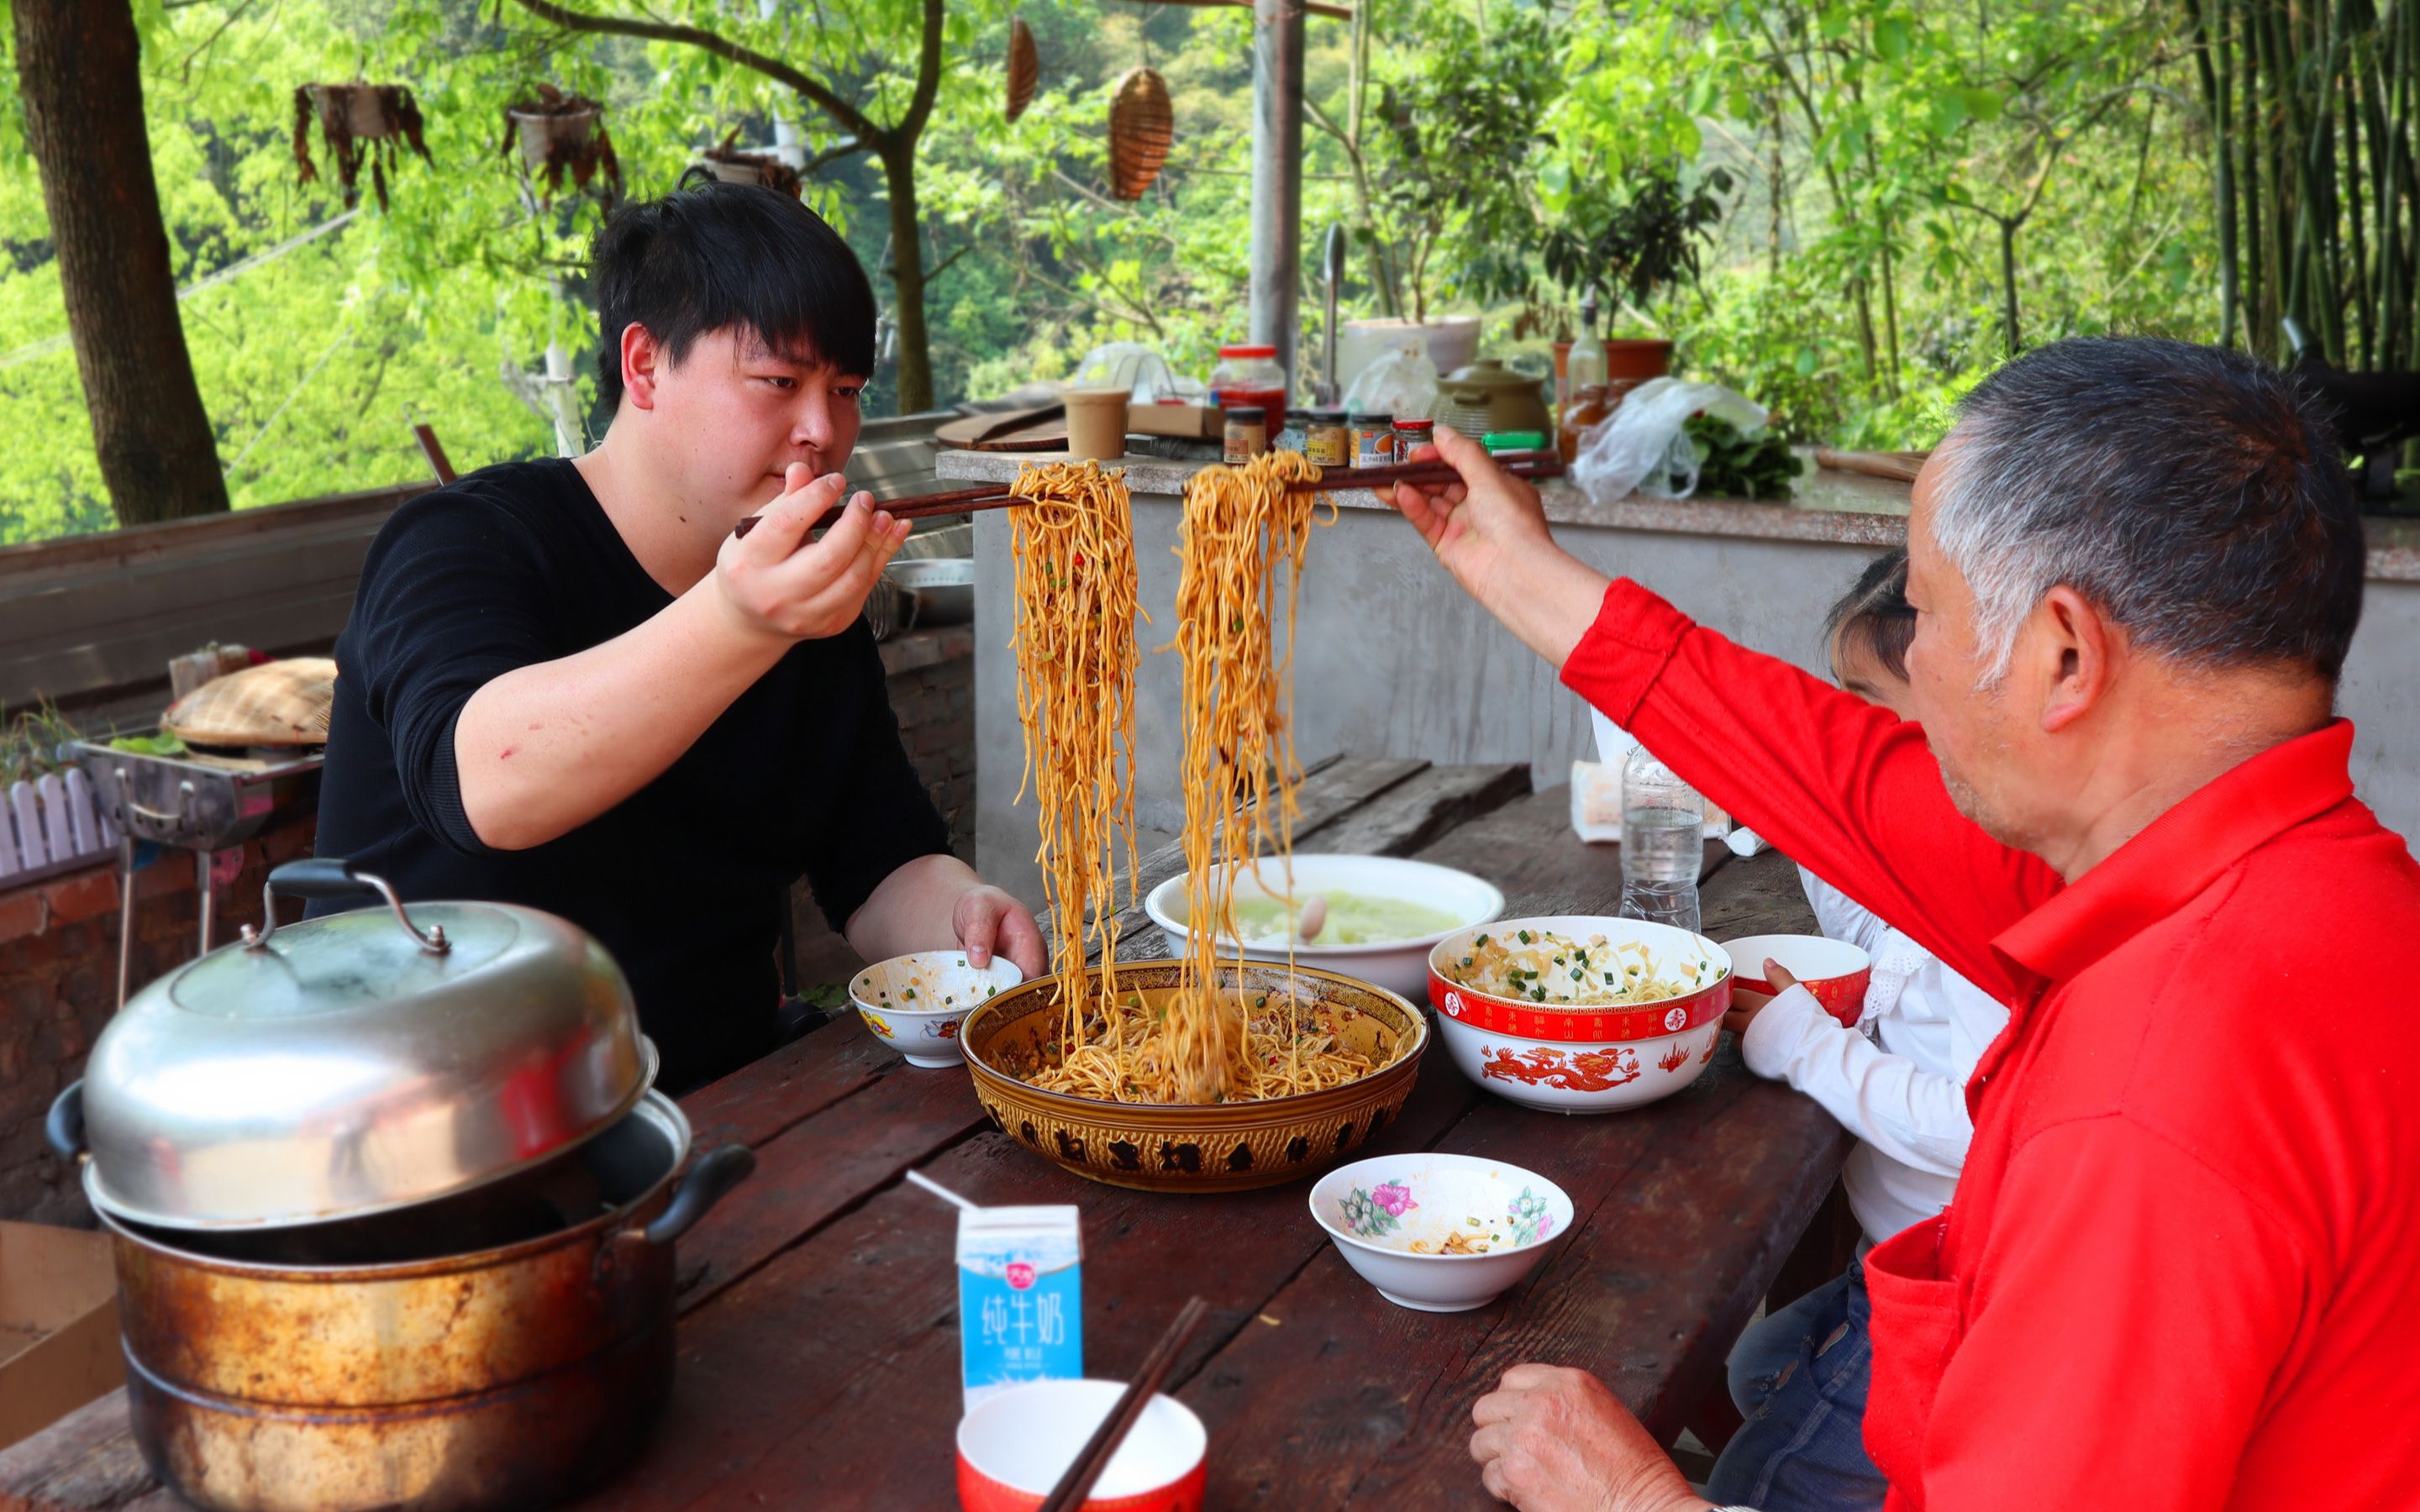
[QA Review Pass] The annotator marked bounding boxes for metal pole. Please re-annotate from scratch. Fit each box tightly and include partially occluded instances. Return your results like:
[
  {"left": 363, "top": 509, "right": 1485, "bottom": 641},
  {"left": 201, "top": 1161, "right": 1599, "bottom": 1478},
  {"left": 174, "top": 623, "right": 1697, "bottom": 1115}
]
[{"left": 1248, "top": 0, "right": 1306, "bottom": 393}]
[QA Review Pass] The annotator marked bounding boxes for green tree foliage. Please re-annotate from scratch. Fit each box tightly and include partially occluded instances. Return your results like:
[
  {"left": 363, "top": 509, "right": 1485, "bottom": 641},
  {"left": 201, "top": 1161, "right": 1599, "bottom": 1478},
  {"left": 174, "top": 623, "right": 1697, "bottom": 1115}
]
[{"left": 0, "top": 0, "right": 2355, "bottom": 543}]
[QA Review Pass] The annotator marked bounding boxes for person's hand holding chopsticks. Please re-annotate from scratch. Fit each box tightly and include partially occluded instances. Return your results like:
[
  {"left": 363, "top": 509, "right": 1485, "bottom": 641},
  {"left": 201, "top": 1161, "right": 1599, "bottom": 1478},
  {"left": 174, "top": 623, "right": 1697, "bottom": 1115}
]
[
  {"left": 1386, "top": 426, "right": 1618, "bottom": 672},
  {"left": 713, "top": 461, "right": 910, "bottom": 643}
]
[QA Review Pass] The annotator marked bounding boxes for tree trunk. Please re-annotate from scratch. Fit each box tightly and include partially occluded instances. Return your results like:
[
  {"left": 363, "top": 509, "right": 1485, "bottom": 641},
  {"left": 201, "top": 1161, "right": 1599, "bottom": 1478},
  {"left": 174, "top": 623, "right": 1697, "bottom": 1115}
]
[
  {"left": 880, "top": 144, "right": 934, "bottom": 415},
  {"left": 1998, "top": 219, "right": 2023, "bottom": 352},
  {"left": 13, "top": 0, "right": 228, "bottom": 526}
]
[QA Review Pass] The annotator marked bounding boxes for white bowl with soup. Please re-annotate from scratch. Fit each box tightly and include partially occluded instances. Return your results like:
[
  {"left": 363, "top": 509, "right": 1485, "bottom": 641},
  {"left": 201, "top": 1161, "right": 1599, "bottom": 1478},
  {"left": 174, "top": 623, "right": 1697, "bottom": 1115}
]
[{"left": 1144, "top": 854, "right": 1504, "bottom": 1003}]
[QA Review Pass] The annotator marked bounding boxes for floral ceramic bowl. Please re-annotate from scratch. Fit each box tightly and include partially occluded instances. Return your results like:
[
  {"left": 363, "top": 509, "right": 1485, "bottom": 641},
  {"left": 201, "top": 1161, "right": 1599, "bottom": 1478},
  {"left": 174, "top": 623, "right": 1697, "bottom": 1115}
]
[
  {"left": 1307, "top": 1152, "right": 1574, "bottom": 1312},
  {"left": 851, "top": 951, "right": 1024, "bottom": 1068}
]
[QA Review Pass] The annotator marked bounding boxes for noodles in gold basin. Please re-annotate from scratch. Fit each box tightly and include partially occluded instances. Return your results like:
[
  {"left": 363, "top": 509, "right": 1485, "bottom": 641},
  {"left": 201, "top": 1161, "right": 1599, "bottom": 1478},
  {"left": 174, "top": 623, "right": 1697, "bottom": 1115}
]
[{"left": 1009, "top": 451, "right": 1367, "bottom": 1105}]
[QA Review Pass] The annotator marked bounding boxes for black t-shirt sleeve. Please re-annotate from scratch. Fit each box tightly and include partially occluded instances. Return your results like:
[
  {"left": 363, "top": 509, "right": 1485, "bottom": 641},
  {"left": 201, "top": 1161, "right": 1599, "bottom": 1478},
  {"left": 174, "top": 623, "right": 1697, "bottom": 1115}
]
[
  {"left": 802, "top": 622, "right": 955, "bottom": 932},
  {"left": 343, "top": 489, "right": 558, "bottom": 857}
]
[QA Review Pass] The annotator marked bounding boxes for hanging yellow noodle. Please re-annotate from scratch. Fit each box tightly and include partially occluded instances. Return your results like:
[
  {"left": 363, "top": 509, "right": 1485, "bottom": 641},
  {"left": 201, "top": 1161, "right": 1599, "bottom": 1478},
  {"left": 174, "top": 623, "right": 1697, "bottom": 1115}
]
[
  {"left": 1008, "top": 460, "right": 1145, "bottom": 1037},
  {"left": 1015, "top": 449, "right": 1371, "bottom": 1105}
]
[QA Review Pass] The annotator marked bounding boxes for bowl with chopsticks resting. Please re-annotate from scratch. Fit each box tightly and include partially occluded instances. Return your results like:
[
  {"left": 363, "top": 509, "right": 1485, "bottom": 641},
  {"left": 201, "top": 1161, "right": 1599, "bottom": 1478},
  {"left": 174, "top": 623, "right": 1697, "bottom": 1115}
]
[
  {"left": 960, "top": 958, "right": 1427, "bottom": 1193},
  {"left": 957, "top": 1378, "right": 1207, "bottom": 1511},
  {"left": 1427, "top": 916, "right": 1730, "bottom": 1113},
  {"left": 1310, "top": 1152, "right": 1574, "bottom": 1312},
  {"left": 852, "top": 951, "right": 1024, "bottom": 1068},
  {"left": 1143, "top": 854, "right": 1505, "bottom": 1003}
]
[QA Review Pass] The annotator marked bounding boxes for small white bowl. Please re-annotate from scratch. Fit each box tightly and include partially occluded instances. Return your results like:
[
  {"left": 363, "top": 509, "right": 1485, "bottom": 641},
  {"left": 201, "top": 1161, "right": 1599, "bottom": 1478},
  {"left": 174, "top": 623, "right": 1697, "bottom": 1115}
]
[
  {"left": 1144, "top": 854, "right": 1505, "bottom": 1003},
  {"left": 1308, "top": 1152, "right": 1573, "bottom": 1312},
  {"left": 851, "top": 951, "right": 1024, "bottom": 1068}
]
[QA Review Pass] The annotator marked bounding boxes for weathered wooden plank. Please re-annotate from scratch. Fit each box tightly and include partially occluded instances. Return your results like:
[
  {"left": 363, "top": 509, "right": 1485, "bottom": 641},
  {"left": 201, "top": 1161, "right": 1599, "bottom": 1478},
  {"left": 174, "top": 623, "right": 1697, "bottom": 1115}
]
[
  {"left": 676, "top": 1013, "right": 897, "bottom": 1153},
  {"left": 673, "top": 1055, "right": 992, "bottom": 1315},
  {"left": 1301, "top": 761, "right": 1531, "bottom": 861},
  {"left": 0, "top": 1393, "right": 179, "bottom": 1512}
]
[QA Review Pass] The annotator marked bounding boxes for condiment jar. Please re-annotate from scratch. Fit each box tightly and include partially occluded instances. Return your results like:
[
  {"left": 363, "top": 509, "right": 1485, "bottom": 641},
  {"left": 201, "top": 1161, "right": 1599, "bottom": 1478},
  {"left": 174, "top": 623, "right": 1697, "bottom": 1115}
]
[
  {"left": 1302, "top": 408, "right": 1351, "bottom": 467},
  {"left": 1560, "top": 384, "right": 1614, "bottom": 465},
  {"left": 1392, "top": 417, "right": 1436, "bottom": 458},
  {"left": 1208, "top": 344, "right": 1289, "bottom": 433},
  {"left": 1351, "top": 413, "right": 1396, "bottom": 466},
  {"left": 1223, "top": 405, "right": 1269, "bottom": 464}
]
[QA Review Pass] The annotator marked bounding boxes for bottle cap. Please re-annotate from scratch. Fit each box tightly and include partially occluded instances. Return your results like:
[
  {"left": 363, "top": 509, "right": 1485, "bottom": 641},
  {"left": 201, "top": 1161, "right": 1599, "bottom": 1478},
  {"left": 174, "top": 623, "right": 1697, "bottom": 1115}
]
[{"left": 1223, "top": 406, "right": 1266, "bottom": 423}]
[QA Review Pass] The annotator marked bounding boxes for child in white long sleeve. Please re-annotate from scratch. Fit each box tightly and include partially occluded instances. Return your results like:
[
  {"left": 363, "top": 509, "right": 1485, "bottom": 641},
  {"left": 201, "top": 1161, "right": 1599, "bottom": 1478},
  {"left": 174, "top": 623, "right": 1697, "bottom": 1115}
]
[{"left": 1702, "top": 549, "right": 2010, "bottom": 1512}]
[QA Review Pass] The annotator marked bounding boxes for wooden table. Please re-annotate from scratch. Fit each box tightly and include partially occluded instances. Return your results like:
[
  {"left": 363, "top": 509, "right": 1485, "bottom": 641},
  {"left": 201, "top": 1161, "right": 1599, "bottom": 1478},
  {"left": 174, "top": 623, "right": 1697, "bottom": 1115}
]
[{"left": 0, "top": 759, "right": 1851, "bottom": 1512}]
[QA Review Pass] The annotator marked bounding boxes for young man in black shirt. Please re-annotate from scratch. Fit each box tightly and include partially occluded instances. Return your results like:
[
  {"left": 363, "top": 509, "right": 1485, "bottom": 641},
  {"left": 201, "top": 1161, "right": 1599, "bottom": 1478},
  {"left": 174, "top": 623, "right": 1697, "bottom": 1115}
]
[{"left": 315, "top": 184, "right": 1044, "bottom": 1092}]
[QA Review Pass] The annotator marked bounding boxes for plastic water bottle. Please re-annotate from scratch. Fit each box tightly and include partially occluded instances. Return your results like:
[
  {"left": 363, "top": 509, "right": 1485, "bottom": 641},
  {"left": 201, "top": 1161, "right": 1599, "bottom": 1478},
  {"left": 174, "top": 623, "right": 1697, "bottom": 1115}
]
[{"left": 1620, "top": 746, "right": 1703, "bottom": 935}]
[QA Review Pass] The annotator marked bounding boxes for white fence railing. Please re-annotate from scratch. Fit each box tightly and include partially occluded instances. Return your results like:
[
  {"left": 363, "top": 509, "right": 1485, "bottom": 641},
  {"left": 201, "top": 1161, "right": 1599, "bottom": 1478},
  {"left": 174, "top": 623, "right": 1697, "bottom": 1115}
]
[{"left": 0, "top": 767, "right": 116, "bottom": 888}]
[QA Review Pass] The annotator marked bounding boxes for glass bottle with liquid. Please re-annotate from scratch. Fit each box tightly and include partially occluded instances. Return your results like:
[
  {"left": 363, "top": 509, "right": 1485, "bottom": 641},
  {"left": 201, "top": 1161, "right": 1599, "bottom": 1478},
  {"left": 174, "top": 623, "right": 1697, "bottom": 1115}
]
[
  {"left": 1562, "top": 292, "right": 1607, "bottom": 428},
  {"left": 1619, "top": 744, "right": 1703, "bottom": 935}
]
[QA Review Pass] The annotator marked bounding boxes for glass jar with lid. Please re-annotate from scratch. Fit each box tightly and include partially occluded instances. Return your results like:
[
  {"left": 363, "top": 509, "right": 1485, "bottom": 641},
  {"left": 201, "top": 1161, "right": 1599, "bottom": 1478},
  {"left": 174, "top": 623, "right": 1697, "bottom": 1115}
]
[{"left": 1208, "top": 344, "right": 1290, "bottom": 433}]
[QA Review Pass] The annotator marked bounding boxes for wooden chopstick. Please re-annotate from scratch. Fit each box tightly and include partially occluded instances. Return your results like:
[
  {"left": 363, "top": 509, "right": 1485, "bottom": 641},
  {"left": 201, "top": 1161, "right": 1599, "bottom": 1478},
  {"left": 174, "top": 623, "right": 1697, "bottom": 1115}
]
[
  {"left": 1035, "top": 1294, "right": 1210, "bottom": 1512},
  {"left": 732, "top": 485, "right": 1021, "bottom": 538},
  {"left": 734, "top": 447, "right": 1562, "bottom": 538},
  {"left": 1298, "top": 448, "right": 1566, "bottom": 493}
]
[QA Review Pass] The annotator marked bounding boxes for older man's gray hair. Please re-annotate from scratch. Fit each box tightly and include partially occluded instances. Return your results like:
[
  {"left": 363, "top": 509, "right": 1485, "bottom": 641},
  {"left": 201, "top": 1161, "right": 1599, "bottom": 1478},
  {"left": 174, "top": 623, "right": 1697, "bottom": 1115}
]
[{"left": 1927, "top": 337, "right": 2363, "bottom": 685}]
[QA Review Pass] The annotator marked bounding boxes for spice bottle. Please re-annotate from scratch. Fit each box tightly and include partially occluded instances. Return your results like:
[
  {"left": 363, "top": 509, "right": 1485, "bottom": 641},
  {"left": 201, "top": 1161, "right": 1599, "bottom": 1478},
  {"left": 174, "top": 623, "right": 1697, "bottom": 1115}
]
[
  {"left": 1302, "top": 408, "right": 1351, "bottom": 467},
  {"left": 1350, "top": 413, "right": 1396, "bottom": 467},
  {"left": 1223, "top": 406, "right": 1269, "bottom": 464}
]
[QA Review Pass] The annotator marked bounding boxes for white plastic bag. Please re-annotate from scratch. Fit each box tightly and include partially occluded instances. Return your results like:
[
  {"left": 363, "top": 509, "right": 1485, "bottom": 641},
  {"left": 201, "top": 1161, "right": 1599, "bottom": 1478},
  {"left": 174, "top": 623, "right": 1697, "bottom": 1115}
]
[
  {"left": 1071, "top": 341, "right": 1196, "bottom": 403},
  {"left": 1339, "top": 340, "right": 1439, "bottom": 420},
  {"left": 1570, "top": 378, "right": 1769, "bottom": 502}
]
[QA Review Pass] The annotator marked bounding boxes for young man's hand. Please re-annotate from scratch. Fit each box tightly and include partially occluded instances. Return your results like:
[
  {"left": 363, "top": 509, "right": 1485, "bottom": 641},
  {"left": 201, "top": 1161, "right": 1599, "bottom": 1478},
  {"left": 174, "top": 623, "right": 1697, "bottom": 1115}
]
[
  {"left": 1469, "top": 1364, "right": 1713, "bottom": 1512},
  {"left": 952, "top": 885, "right": 1048, "bottom": 979},
  {"left": 713, "top": 463, "right": 910, "bottom": 643}
]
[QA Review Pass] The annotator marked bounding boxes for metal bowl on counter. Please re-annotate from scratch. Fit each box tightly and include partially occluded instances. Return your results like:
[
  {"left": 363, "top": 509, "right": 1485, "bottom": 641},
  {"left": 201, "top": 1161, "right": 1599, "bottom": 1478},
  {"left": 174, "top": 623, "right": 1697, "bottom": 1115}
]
[{"left": 45, "top": 858, "right": 755, "bottom": 1512}]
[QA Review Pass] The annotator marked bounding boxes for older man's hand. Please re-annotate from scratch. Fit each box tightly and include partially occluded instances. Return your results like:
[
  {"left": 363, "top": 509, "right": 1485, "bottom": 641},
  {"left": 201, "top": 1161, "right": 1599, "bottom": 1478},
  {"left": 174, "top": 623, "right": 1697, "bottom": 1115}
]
[
  {"left": 1469, "top": 1364, "right": 1714, "bottom": 1512},
  {"left": 1386, "top": 428, "right": 1613, "bottom": 670}
]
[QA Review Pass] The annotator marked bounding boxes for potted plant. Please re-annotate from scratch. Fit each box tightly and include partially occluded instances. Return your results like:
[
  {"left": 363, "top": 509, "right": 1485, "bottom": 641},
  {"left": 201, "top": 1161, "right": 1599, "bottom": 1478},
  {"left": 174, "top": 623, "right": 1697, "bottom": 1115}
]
[
  {"left": 502, "top": 84, "right": 623, "bottom": 207},
  {"left": 292, "top": 81, "right": 433, "bottom": 212},
  {"left": 691, "top": 129, "right": 803, "bottom": 198},
  {"left": 1539, "top": 167, "right": 1732, "bottom": 379}
]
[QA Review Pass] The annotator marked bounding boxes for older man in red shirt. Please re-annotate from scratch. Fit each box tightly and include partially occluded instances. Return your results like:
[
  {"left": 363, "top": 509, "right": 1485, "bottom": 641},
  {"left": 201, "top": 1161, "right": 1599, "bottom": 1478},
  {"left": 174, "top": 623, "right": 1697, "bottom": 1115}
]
[{"left": 1389, "top": 338, "right": 2420, "bottom": 1511}]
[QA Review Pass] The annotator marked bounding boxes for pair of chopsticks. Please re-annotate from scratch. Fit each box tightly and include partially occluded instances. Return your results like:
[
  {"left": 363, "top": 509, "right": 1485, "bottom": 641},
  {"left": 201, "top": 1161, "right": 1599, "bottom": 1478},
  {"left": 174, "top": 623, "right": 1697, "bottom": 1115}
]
[
  {"left": 729, "top": 448, "right": 1564, "bottom": 539},
  {"left": 732, "top": 479, "right": 1018, "bottom": 538},
  {"left": 1035, "top": 1294, "right": 1211, "bottom": 1512}
]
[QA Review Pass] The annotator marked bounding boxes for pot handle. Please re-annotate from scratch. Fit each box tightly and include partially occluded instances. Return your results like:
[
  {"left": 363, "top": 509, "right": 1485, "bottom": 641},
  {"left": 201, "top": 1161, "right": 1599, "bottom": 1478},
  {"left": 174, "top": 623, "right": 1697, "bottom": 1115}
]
[
  {"left": 45, "top": 1081, "right": 85, "bottom": 1162},
  {"left": 644, "top": 1144, "right": 756, "bottom": 1247},
  {"left": 244, "top": 857, "right": 449, "bottom": 955}
]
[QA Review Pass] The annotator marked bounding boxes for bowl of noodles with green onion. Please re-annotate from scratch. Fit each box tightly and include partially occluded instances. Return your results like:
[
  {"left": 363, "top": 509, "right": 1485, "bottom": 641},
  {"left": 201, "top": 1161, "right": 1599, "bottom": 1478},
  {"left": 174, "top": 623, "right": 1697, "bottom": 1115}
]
[{"left": 1426, "top": 916, "right": 1732, "bottom": 1113}]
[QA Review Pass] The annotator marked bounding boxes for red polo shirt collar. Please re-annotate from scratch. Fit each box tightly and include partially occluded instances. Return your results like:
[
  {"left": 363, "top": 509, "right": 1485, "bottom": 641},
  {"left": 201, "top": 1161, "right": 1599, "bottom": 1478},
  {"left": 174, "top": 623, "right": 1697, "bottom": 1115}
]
[{"left": 1989, "top": 719, "right": 2356, "bottom": 993}]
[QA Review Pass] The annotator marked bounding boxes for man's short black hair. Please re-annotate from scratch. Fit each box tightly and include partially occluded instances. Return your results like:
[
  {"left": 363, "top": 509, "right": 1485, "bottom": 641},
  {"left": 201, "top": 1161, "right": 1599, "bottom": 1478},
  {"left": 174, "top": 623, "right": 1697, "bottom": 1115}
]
[{"left": 588, "top": 181, "right": 876, "bottom": 412}]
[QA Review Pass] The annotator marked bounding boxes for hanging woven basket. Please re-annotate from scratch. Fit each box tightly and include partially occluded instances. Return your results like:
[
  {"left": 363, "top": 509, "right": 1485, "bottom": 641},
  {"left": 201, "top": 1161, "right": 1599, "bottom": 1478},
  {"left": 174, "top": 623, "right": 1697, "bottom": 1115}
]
[
  {"left": 1108, "top": 66, "right": 1173, "bottom": 202},
  {"left": 1006, "top": 18, "right": 1039, "bottom": 123}
]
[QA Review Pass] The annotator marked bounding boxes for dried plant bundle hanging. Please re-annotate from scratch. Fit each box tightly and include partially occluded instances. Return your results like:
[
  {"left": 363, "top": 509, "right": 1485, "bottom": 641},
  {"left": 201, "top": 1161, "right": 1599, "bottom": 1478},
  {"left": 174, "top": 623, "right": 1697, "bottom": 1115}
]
[
  {"left": 502, "top": 82, "right": 623, "bottom": 207},
  {"left": 292, "top": 81, "right": 432, "bottom": 213},
  {"left": 1006, "top": 17, "right": 1040, "bottom": 123},
  {"left": 695, "top": 127, "right": 803, "bottom": 199},
  {"left": 1108, "top": 66, "right": 1172, "bottom": 202}
]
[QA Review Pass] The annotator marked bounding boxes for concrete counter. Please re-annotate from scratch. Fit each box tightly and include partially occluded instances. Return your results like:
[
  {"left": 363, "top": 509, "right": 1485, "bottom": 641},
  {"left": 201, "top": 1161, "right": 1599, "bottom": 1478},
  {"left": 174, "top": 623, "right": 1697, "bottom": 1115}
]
[{"left": 948, "top": 449, "right": 2420, "bottom": 900}]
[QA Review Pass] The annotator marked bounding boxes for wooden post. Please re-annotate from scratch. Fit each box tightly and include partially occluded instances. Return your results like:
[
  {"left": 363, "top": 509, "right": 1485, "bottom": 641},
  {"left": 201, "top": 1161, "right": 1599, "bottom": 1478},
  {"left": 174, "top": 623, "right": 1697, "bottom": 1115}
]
[{"left": 1248, "top": 0, "right": 1306, "bottom": 392}]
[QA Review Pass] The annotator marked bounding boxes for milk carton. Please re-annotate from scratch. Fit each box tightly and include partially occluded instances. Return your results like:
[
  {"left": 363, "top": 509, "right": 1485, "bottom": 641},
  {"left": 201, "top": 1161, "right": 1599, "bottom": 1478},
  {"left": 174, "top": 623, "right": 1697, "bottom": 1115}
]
[{"left": 957, "top": 1204, "right": 1083, "bottom": 1412}]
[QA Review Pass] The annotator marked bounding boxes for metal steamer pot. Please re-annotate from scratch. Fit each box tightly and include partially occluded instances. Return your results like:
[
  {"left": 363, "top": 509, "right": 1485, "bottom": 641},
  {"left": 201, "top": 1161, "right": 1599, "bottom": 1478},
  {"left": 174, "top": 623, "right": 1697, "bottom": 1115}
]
[{"left": 47, "top": 859, "right": 756, "bottom": 1512}]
